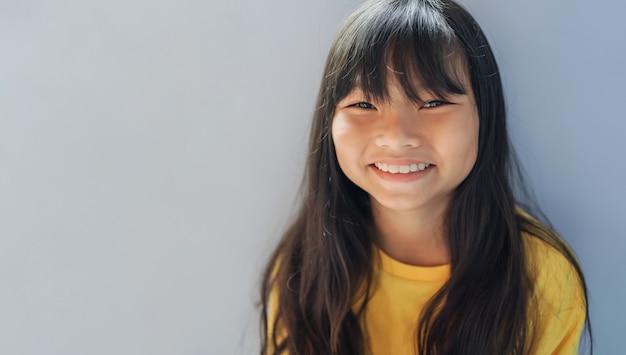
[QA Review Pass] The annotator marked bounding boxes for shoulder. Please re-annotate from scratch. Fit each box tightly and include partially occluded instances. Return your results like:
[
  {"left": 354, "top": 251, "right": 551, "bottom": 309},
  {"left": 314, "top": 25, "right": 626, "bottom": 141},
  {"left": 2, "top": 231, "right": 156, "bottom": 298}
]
[
  {"left": 516, "top": 208, "right": 584, "bottom": 308},
  {"left": 522, "top": 232, "right": 587, "bottom": 354},
  {"left": 523, "top": 233, "right": 580, "bottom": 282},
  {"left": 522, "top": 233, "right": 583, "bottom": 304},
  {"left": 262, "top": 252, "right": 289, "bottom": 353}
]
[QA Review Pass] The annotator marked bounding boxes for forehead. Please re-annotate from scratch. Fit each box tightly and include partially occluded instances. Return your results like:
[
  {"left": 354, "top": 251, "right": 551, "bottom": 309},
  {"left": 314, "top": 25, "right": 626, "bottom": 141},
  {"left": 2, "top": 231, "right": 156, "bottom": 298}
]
[{"left": 337, "top": 46, "right": 470, "bottom": 104}]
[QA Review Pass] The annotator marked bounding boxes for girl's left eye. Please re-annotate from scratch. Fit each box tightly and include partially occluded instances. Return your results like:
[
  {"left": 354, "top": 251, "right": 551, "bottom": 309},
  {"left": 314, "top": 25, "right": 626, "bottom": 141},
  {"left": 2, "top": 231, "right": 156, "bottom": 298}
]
[
  {"left": 349, "top": 102, "right": 375, "bottom": 109},
  {"left": 421, "top": 100, "right": 448, "bottom": 108}
]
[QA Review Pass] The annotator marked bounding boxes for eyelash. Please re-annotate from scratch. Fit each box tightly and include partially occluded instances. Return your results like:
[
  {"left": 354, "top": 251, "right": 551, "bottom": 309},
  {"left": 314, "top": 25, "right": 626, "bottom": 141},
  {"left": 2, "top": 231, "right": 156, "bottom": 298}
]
[
  {"left": 347, "top": 100, "right": 449, "bottom": 109},
  {"left": 421, "top": 100, "right": 449, "bottom": 108},
  {"left": 349, "top": 102, "right": 375, "bottom": 109}
]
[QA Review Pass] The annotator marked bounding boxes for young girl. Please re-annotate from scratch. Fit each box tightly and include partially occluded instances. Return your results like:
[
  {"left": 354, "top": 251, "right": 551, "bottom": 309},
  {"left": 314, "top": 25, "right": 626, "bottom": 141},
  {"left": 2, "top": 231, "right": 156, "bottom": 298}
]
[{"left": 260, "top": 0, "right": 591, "bottom": 354}]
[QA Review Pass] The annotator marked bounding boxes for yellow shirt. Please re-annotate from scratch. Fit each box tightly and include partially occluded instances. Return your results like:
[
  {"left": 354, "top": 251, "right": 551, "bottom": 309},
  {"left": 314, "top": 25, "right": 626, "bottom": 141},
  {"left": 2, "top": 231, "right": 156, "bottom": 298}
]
[
  {"left": 269, "top": 234, "right": 586, "bottom": 354},
  {"left": 361, "top": 234, "right": 585, "bottom": 354}
]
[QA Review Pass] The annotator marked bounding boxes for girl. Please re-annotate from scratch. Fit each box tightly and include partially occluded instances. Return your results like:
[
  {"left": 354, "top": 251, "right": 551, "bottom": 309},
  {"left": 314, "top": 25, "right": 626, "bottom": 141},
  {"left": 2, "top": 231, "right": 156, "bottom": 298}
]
[{"left": 260, "top": 0, "right": 591, "bottom": 354}]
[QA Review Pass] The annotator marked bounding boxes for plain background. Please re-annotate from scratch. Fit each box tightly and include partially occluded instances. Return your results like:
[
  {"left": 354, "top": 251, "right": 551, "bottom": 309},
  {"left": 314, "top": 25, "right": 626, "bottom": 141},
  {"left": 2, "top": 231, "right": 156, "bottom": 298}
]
[{"left": 0, "top": 0, "right": 624, "bottom": 354}]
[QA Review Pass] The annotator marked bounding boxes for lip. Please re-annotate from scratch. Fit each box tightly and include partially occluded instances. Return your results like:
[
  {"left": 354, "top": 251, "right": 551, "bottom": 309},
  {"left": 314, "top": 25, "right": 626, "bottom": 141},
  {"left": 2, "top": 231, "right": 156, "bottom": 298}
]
[
  {"left": 369, "top": 163, "right": 434, "bottom": 182},
  {"left": 372, "top": 159, "right": 430, "bottom": 165}
]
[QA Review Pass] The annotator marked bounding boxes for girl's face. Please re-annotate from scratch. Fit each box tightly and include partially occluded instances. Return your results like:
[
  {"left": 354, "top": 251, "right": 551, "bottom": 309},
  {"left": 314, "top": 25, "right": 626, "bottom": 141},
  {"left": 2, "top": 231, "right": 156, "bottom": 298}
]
[{"left": 331, "top": 75, "right": 479, "bottom": 214}]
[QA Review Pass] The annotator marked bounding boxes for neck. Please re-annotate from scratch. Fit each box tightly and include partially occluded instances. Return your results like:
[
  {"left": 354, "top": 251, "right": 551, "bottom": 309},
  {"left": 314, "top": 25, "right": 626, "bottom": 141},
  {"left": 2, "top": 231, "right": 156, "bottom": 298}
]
[{"left": 371, "top": 200, "right": 450, "bottom": 267}]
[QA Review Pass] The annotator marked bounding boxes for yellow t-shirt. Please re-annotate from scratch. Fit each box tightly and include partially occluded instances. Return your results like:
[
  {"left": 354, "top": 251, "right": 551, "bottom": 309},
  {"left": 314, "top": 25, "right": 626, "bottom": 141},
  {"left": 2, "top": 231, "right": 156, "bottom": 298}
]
[
  {"left": 269, "top": 234, "right": 586, "bottom": 354},
  {"left": 360, "top": 234, "right": 585, "bottom": 354}
]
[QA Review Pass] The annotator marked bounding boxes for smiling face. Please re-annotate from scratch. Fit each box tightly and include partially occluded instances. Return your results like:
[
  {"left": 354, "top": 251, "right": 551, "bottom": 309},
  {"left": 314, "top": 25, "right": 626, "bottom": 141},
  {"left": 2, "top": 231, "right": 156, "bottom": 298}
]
[{"left": 331, "top": 75, "right": 479, "bottom": 215}]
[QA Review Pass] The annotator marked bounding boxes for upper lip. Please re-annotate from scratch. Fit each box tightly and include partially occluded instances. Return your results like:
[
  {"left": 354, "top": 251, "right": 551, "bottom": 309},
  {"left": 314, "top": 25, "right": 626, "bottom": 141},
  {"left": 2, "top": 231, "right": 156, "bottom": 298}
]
[{"left": 370, "top": 159, "right": 433, "bottom": 166}]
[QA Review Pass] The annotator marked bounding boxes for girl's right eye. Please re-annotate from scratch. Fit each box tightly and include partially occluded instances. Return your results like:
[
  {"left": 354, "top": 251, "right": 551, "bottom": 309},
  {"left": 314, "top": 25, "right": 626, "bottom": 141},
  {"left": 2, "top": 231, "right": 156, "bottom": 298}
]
[{"left": 349, "top": 102, "right": 375, "bottom": 109}]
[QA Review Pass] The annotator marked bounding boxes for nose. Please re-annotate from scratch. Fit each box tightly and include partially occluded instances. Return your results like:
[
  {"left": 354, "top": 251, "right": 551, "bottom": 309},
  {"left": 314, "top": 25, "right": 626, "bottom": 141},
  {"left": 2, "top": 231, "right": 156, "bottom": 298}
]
[{"left": 375, "top": 108, "right": 421, "bottom": 149}]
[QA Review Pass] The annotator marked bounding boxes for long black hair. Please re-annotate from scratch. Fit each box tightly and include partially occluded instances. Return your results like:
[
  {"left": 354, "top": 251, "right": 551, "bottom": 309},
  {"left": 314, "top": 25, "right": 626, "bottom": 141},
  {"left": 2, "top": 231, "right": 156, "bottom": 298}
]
[{"left": 260, "top": 0, "right": 591, "bottom": 353}]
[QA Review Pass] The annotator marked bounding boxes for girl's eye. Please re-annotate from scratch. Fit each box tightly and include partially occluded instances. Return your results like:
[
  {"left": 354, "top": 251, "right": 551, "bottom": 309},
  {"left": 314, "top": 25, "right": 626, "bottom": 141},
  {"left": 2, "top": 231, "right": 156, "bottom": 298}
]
[
  {"left": 421, "top": 100, "right": 448, "bottom": 109},
  {"left": 349, "top": 102, "right": 375, "bottom": 109}
]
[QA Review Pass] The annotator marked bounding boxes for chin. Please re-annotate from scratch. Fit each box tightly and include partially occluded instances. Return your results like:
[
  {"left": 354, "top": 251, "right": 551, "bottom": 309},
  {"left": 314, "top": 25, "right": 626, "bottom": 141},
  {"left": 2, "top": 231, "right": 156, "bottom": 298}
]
[{"left": 372, "top": 196, "right": 428, "bottom": 212}]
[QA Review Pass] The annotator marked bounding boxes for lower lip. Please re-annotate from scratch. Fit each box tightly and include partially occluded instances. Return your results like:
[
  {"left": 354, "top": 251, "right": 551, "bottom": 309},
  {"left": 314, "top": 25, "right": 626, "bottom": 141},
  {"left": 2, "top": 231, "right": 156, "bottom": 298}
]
[{"left": 370, "top": 165, "right": 433, "bottom": 182}]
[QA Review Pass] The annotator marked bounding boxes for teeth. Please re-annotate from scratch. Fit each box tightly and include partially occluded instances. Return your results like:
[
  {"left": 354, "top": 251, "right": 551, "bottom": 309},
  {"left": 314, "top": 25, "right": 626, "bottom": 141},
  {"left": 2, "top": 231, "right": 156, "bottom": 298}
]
[{"left": 374, "top": 162, "right": 431, "bottom": 174}]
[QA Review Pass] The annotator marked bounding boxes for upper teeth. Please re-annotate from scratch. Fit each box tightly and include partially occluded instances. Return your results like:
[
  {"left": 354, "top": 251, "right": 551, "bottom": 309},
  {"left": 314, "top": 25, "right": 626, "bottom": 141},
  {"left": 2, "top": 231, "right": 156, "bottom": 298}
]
[{"left": 374, "top": 162, "right": 431, "bottom": 174}]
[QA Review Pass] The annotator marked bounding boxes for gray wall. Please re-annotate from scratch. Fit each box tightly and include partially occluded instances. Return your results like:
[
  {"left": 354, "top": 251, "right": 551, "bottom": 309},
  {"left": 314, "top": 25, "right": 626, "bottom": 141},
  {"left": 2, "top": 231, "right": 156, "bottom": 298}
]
[{"left": 0, "top": 0, "right": 623, "bottom": 354}]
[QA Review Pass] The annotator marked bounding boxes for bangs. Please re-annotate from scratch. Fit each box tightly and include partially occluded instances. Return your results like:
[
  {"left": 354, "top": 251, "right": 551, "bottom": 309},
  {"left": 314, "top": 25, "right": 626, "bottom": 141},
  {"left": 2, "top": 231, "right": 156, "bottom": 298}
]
[{"left": 329, "top": 0, "right": 468, "bottom": 105}]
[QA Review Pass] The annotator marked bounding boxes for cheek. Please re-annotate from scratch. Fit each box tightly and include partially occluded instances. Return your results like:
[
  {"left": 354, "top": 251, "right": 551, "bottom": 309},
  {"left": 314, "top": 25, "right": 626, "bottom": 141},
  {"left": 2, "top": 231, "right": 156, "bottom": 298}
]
[
  {"left": 442, "top": 114, "right": 479, "bottom": 172},
  {"left": 331, "top": 115, "right": 357, "bottom": 166},
  {"left": 460, "top": 116, "right": 480, "bottom": 170},
  {"left": 333, "top": 142, "right": 348, "bottom": 172}
]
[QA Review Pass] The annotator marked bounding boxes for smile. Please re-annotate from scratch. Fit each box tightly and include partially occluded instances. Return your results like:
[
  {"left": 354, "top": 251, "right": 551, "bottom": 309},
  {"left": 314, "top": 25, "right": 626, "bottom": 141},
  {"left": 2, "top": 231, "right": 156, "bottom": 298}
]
[{"left": 373, "top": 162, "right": 431, "bottom": 174}]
